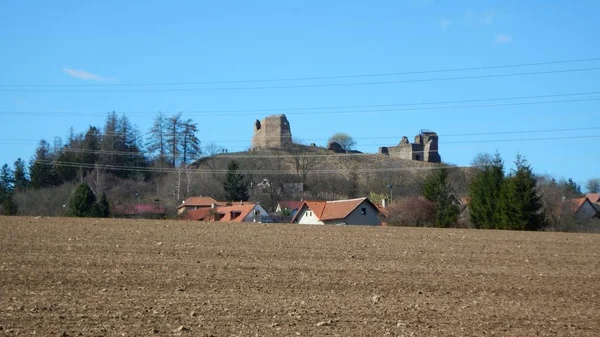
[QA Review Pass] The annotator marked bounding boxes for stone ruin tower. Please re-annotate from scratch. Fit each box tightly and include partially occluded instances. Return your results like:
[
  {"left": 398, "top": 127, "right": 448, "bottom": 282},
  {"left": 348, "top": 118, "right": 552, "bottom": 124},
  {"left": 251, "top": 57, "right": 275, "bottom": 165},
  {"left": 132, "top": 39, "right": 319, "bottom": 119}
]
[
  {"left": 414, "top": 131, "right": 441, "bottom": 163},
  {"left": 378, "top": 130, "right": 441, "bottom": 163},
  {"left": 251, "top": 114, "right": 292, "bottom": 149}
]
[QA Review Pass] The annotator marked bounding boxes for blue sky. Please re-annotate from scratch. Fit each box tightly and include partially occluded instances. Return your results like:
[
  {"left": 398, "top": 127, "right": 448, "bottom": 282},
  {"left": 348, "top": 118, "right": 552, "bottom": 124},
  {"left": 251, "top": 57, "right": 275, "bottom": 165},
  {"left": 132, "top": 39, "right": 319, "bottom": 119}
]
[{"left": 1, "top": 0, "right": 599, "bottom": 187}]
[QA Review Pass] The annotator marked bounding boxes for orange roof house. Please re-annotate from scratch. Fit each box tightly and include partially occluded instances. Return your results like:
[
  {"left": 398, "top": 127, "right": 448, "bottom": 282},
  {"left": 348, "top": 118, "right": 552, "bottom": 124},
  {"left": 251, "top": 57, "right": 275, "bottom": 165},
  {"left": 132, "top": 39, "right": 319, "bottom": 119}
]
[
  {"left": 291, "top": 197, "right": 382, "bottom": 226},
  {"left": 564, "top": 197, "right": 599, "bottom": 220},
  {"left": 177, "top": 196, "right": 221, "bottom": 214},
  {"left": 181, "top": 202, "right": 271, "bottom": 223}
]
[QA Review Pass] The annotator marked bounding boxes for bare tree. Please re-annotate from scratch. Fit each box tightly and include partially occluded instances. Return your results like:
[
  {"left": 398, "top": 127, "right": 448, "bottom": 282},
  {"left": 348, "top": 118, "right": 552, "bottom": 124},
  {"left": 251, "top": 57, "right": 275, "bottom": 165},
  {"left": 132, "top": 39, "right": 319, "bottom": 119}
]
[
  {"left": 328, "top": 133, "right": 356, "bottom": 151},
  {"left": 586, "top": 178, "right": 600, "bottom": 193},
  {"left": 290, "top": 151, "right": 319, "bottom": 186}
]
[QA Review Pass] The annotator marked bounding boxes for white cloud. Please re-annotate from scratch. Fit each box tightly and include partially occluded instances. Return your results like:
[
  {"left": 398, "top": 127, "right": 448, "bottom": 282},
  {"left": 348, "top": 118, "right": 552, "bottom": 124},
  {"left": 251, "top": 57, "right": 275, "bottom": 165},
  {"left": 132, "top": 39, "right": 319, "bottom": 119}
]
[
  {"left": 495, "top": 33, "right": 512, "bottom": 44},
  {"left": 439, "top": 17, "right": 452, "bottom": 31},
  {"left": 465, "top": 9, "right": 498, "bottom": 26},
  {"left": 63, "top": 68, "right": 105, "bottom": 81}
]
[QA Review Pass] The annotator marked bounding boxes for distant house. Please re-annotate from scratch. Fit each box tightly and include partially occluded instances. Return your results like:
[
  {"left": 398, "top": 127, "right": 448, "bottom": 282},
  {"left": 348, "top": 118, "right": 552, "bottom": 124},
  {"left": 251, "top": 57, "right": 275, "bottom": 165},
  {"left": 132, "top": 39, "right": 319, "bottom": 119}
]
[
  {"left": 566, "top": 197, "right": 598, "bottom": 220},
  {"left": 292, "top": 197, "right": 382, "bottom": 226},
  {"left": 177, "top": 196, "right": 221, "bottom": 215},
  {"left": 113, "top": 203, "right": 166, "bottom": 218},
  {"left": 182, "top": 202, "right": 271, "bottom": 223},
  {"left": 275, "top": 200, "right": 303, "bottom": 216}
]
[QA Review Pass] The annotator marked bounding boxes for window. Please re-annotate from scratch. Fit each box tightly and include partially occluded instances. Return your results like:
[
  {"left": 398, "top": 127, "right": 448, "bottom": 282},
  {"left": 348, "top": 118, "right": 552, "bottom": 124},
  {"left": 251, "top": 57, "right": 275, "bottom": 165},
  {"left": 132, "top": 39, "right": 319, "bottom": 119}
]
[{"left": 361, "top": 207, "right": 367, "bottom": 215}]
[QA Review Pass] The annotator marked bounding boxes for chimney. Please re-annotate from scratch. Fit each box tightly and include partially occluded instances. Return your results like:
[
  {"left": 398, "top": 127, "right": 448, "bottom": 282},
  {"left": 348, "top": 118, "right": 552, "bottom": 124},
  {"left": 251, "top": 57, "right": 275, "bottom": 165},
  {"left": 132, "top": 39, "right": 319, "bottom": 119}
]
[
  {"left": 381, "top": 198, "right": 388, "bottom": 209},
  {"left": 211, "top": 203, "right": 217, "bottom": 209}
]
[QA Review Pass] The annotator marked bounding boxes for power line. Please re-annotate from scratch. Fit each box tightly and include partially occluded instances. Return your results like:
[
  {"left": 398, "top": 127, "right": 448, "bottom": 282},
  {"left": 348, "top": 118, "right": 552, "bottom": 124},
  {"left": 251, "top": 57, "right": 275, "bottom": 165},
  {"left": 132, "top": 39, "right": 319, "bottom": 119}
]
[
  {"left": 2, "top": 67, "right": 599, "bottom": 93},
  {"left": 3, "top": 97, "right": 600, "bottom": 119},
  {"left": 2, "top": 126, "right": 599, "bottom": 146},
  {"left": 2, "top": 90, "right": 599, "bottom": 116},
  {"left": 3, "top": 57, "right": 600, "bottom": 88}
]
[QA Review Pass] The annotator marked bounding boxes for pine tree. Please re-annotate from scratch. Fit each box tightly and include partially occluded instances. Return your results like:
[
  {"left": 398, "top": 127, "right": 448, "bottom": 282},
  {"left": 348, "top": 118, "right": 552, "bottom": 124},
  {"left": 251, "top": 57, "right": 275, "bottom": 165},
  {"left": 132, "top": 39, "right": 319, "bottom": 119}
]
[
  {"left": 468, "top": 152, "right": 505, "bottom": 229},
  {"left": 422, "top": 168, "right": 459, "bottom": 228},
  {"left": 146, "top": 111, "right": 169, "bottom": 167},
  {"left": 181, "top": 118, "right": 201, "bottom": 166},
  {"left": 69, "top": 183, "right": 97, "bottom": 217},
  {"left": 92, "top": 192, "right": 110, "bottom": 218},
  {"left": 223, "top": 161, "right": 249, "bottom": 202},
  {"left": 497, "top": 155, "right": 545, "bottom": 231},
  {"left": 1, "top": 164, "right": 18, "bottom": 215},
  {"left": 29, "top": 139, "right": 61, "bottom": 189},
  {"left": 13, "top": 158, "right": 29, "bottom": 192},
  {"left": 166, "top": 113, "right": 183, "bottom": 167},
  {"left": 563, "top": 178, "right": 582, "bottom": 196}
]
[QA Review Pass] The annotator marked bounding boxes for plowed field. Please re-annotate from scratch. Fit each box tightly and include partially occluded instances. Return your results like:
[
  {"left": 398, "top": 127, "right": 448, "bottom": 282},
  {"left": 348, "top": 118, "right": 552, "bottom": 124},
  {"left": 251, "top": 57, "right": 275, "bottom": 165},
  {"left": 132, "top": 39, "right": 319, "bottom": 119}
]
[{"left": 1, "top": 216, "right": 599, "bottom": 336}]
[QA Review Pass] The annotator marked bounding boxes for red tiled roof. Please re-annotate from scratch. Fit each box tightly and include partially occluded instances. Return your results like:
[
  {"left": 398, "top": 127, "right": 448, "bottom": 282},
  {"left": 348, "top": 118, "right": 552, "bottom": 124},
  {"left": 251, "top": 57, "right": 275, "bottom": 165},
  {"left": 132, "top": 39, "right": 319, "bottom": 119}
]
[
  {"left": 178, "top": 196, "right": 219, "bottom": 209},
  {"left": 568, "top": 197, "right": 588, "bottom": 213},
  {"left": 182, "top": 208, "right": 213, "bottom": 221},
  {"left": 292, "top": 197, "right": 380, "bottom": 222},
  {"left": 214, "top": 204, "right": 257, "bottom": 222},
  {"left": 585, "top": 193, "right": 600, "bottom": 203},
  {"left": 320, "top": 198, "right": 367, "bottom": 220}
]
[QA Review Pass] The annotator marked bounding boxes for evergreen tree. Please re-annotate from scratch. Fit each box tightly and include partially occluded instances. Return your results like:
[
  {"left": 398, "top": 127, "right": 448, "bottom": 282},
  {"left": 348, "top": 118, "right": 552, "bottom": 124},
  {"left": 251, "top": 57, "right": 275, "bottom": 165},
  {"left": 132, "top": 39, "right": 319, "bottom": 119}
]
[
  {"left": 181, "top": 118, "right": 201, "bottom": 166},
  {"left": 1, "top": 164, "right": 18, "bottom": 215},
  {"left": 166, "top": 113, "right": 183, "bottom": 167},
  {"left": 468, "top": 152, "right": 505, "bottom": 229},
  {"left": 562, "top": 178, "right": 582, "bottom": 196},
  {"left": 13, "top": 158, "right": 29, "bottom": 192},
  {"left": 92, "top": 192, "right": 110, "bottom": 218},
  {"left": 146, "top": 111, "right": 169, "bottom": 167},
  {"left": 69, "top": 183, "right": 97, "bottom": 217},
  {"left": 2, "top": 195, "right": 18, "bottom": 215},
  {"left": 422, "top": 168, "right": 459, "bottom": 228},
  {"left": 0, "top": 164, "right": 14, "bottom": 200},
  {"left": 223, "top": 160, "right": 249, "bottom": 202},
  {"left": 29, "top": 139, "right": 61, "bottom": 189},
  {"left": 497, "top": 155, "right": 545, "bottom": 231}
]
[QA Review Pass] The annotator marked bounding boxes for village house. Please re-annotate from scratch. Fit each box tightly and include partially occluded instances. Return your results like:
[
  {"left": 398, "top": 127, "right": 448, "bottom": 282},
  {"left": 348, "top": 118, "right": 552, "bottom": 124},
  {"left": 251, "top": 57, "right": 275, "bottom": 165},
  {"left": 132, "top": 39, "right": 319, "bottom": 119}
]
[
  {"left": 182, "top": 202, "right": 272, "bottom": 223},
  {"left": 566, "top": 197, "right": 599, "bottom": 220},
  {"left": 291, "top": 197, "right": 382, "bottom": 226},
  {"left": 177, "top": 196, "right": 221, "bottom": 215},
  {"left": 275, "top": 200, "right": 303, "bottom": 216}
]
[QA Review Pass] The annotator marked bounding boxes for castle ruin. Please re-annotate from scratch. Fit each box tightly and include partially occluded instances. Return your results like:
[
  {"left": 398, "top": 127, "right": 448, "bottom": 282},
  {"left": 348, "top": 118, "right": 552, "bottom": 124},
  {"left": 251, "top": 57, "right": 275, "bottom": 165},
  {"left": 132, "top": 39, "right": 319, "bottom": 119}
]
[
  {"left": 378, "top": 131, "right": 441, "bottom": 163},
  {"left": 251, "top": 114, "right": 292, "bottom": 149}
]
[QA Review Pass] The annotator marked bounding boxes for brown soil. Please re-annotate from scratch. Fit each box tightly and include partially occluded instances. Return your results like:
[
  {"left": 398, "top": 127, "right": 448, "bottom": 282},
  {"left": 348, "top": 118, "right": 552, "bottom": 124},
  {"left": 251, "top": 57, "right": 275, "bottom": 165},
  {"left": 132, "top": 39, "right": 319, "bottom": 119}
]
[{"left": 1, "top": 216, "right": 599, "bottom": 336}]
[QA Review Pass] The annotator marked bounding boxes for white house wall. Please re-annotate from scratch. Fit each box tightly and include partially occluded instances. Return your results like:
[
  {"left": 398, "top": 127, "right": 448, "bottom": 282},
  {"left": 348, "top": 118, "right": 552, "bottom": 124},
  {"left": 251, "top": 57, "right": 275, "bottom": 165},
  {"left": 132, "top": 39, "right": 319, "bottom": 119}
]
[
  {"left": 242, "top": 204, "right": 271, "bottom": 222},
  {"left": 296, "top": 207, "right": 324, "bottom": 225}
]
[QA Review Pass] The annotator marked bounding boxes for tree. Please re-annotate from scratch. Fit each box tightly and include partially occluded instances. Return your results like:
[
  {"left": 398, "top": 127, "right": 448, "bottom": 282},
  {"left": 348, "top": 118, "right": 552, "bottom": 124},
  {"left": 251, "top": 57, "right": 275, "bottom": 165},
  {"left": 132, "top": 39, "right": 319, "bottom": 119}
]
[
  {"left": 166, "top": 113, "right": 183, "bottom": 167},
  {"left": 223, "top": 161, "right": 249, "bottom": 202},
  {"left": 563, "top": 178, "right": 582, "bottom": 196},
  {"left": 0, "top": 164, "right": 18, "bottom": 215},
  {"left": 388, "top": 196, "right": 436, "bottom": 227},
  {"left": 585, "top": 178, "right": 600, "bottom": 193},
  {"left": 422, "top": 168, "right": 459, "bottom": 228},
  {"left": 497, "top": 155, "right": 545, "bottom": 231},
  {"left": 29, "top": 139, "right": 61, "bottom": 189},
  {"left": 328, "top": 133, "right": 356, "bottom": 152},
  {"left": 69, "top": 183, "right": 97, "bottom": 217},
  {"left": 468, "top": 152, "right": 505, "bottom": 229},
  {"left": 92, "top": 192, "right": 110, "bottom": 218},
  {"left": 13, "top": 158, "right": 29, "bottom": 192},
  {"left": 181, "top": 119, "right": 201, "bottom": 166},
  {"left": 146, "top": 111, "right": 169, "bottom": 167}
]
